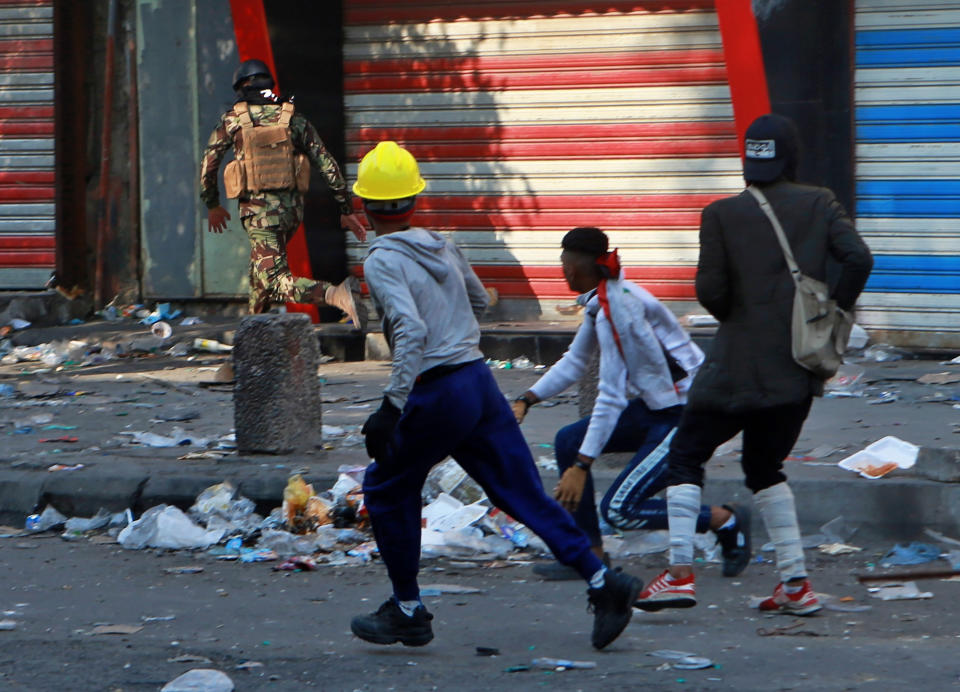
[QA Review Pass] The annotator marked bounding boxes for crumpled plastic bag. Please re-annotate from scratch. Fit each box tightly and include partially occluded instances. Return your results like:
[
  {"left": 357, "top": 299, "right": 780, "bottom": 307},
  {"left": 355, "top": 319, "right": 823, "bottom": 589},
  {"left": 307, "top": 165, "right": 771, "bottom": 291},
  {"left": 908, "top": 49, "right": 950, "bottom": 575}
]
[
  {"left": 188, "top": 482, "right": 260, "bottom": 537},
  {"left": 161, "top": 669, "right": 233, "bottom": 692},
  {"left": 421, "top": 527, "right": 513, "bottom": 559},
  {"left": 879, "top": 542, "right": 942, "bottom": 567},
  {"left": 283, "top": 474, "right": 313, "bottom": 523},
  {"left": 26, "top": 505, "right": 68, "bottom": 532},
  {"left": 64, "top": 508, "right": 112, "bottom": 533},
  {"left": 422, "top": 459, "right": 485, "bottom": 504},
  {"left": 118, "top": 505, "right": 225, "bottom": 550},
  {"left": 282, "top": 475, "right": 333, "bottom": 533},
  {"left": 255, "top": 528, "right": 337, "bottom": 556}
]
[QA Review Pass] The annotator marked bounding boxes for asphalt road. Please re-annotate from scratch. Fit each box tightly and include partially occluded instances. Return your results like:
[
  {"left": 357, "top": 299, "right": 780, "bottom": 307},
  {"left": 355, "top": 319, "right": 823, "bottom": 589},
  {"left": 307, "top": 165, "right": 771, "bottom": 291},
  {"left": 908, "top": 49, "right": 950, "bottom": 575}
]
[
  {"left": 2, "top": 534, "right": 959, "bottom": 691},
  {"left": 3, "top": 326, "right": 960, "bottom": 690}
]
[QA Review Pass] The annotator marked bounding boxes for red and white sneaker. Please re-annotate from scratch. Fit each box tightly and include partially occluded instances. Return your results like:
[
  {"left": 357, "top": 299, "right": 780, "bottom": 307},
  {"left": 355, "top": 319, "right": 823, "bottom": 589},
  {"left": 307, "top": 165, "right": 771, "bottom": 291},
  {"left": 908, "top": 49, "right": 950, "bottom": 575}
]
[
  {"left": 758, "top": 580, "right": 821, "bottom": 616},
  {"left": 634, "top": 570, "right": 697, "bottom": 611}
]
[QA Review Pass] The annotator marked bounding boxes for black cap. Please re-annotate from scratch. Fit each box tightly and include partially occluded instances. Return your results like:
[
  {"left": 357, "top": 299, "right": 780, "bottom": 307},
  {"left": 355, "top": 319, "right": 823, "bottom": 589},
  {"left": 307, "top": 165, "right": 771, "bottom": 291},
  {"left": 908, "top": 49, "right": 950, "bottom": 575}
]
[
  {"left": 232, "top": 59, "right": 274, "bottom": 90},
  {"left": 743, "top": 113, "right": 800, "bottom": 183}
]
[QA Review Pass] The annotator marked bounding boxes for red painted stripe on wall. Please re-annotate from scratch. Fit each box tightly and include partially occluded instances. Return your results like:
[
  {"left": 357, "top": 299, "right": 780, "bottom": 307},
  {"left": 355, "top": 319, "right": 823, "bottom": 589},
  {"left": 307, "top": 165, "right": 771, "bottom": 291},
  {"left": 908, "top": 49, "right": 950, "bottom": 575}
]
[
  {"left": 0, "top": 54, "right": 53, "bottom": 71},
  {"left": 715, "top": 0, "right": 769, "bottom": 154},
  {"left": 0, "top": 171, "right": 53, "bottom": 184},
  {"left": 478, "top": 265, "right": 696, "bottom": 280},
  {"left": 347, "top": 65, "right": 728, "bottom": 93},
  {"left": 0, "top": 39, "right": 53, "bottom": 54},
  {"left": 346, "top": 49, "right": 725, "bottom": 77},
  {"left": 0, "top": 121, "right": 53, "bottom": 136},
  {"left": 0, "top": 186, "right": 54, "bottom": 201},
  {"left": 347, "top": 121, "right": 737, "bottom": 144},
  {"left": 0, "top": 106, "right": 53, "bottom": 120},
  {"left": 348, "top": 138, "right": 738, "bottom": 160},
  {"left": 0, "top": 235, "right": 55, "bottom": 249},
  {"left": 390, "top": 212, "right": 701, "bottom": 231},
  {"left": 406, "top": 194, "right": 726, "bottom": 212},
  {"left": 346, "top": 0, "right": 715, "bottom": 24},
  {"left": 0, "top": 251, "right": 55, "bottom": 266},
  {"left": 481, "top": 279, "right": 696, "bottom": 300}
]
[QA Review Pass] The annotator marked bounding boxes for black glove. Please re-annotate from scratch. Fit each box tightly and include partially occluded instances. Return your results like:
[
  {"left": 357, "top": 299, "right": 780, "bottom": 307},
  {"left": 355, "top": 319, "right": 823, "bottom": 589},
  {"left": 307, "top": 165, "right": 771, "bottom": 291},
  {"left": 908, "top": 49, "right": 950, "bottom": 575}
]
[{"left": 361, "top": 396, "right": 401, "bottom": 461}]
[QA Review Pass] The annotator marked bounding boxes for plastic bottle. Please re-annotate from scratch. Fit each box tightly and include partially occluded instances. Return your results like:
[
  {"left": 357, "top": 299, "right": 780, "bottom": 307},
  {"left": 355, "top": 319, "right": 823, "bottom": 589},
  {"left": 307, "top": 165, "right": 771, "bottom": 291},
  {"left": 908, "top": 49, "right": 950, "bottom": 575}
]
[{"left": 193, "top": 338, "right": 233, "bottom": 353}]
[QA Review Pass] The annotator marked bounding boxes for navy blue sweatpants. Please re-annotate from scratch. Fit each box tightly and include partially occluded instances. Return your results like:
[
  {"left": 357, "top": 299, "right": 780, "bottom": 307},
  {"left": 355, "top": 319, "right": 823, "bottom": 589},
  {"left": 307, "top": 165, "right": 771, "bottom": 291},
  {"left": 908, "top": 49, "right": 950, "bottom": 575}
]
[
  {"left": 555, "top": 399, "right": 712, "bottom": 546},
  {"left": 363, "top": 359, "right": 603, "bottom": 601}
]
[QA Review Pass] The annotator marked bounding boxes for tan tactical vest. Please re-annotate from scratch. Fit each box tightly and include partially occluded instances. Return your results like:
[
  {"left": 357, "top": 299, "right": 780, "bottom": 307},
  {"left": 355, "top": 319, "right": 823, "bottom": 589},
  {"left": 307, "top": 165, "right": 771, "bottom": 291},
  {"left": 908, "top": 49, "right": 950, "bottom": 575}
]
[{"left": 223, "top": 101, "right": 310, "bottom": 198}]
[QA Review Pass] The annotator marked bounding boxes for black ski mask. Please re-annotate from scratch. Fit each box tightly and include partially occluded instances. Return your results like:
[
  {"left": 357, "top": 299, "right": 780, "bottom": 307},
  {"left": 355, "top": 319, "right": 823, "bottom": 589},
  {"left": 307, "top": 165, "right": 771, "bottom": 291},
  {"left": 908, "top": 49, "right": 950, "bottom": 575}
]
[{"left": 235, "top": 74, "right": 278, "bottom": 105}]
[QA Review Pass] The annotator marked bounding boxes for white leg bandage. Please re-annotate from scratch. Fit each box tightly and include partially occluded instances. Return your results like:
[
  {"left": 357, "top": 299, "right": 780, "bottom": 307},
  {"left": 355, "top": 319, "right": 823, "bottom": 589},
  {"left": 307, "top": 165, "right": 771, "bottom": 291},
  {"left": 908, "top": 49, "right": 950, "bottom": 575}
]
[
  {"left": 755, "top": 482, "right": 806, "bottom": 582},
  {"left": 667, "top": 484, "right": 701, "bottom": 565}
]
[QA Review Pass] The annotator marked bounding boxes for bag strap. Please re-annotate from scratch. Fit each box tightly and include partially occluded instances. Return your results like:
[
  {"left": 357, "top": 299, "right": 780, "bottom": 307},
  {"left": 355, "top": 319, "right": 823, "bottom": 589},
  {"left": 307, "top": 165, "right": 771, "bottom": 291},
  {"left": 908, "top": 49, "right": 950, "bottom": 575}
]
[
  {"left": 234, "top": 101, "right": 254, "bottom": 130},
  {"left": 278, "top": 101, "right": 294, "bottom": 128},
  {"left": 746, "top": 185, "right": 802, "bottom": 283}
]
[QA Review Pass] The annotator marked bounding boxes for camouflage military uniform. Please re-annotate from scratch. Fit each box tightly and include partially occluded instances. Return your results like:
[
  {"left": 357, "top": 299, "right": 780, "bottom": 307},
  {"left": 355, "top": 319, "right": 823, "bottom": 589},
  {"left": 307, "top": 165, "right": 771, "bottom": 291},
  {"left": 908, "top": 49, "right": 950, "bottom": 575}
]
[{"left": 199, "top": 102, "right": 353, "bottom": 313}]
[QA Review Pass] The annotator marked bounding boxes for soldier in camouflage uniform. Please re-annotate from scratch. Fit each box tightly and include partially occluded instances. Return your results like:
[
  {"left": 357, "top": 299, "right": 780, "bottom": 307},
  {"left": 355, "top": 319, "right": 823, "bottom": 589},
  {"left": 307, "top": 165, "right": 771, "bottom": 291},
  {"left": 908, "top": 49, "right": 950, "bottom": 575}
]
[{"left": 199, "top": 59, "right": 367, "bottom": 325}]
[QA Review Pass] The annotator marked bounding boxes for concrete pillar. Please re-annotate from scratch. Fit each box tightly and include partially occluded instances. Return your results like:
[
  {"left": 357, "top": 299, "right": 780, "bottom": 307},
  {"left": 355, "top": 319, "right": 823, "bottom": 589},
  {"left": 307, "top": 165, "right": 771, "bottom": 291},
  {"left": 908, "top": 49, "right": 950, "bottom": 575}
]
[{"left": 234, "top": 313, "right": 322, "bottom": 454}]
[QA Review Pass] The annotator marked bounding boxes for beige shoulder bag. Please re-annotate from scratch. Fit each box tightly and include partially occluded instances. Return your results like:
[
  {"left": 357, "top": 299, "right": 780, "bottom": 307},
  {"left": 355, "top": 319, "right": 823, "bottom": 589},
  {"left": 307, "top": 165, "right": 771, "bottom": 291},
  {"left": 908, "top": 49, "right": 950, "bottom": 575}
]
[{"left": 747, "top": 185, "right": 852, "bottom": 379}]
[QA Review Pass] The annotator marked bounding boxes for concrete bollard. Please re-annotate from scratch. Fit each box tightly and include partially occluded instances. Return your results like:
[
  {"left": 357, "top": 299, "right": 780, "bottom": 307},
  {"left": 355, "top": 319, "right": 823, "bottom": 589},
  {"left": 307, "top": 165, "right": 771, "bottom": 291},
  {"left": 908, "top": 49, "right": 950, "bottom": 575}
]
[{"left": 233, "top": 313, "right": 322, "bottom": 454}]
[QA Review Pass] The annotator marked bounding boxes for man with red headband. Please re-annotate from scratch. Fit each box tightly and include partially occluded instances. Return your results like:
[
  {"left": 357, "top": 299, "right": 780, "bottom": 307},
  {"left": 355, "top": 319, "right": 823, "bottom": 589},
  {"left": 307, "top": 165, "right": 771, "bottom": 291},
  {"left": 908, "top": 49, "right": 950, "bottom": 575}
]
[
  {"left": 513, "top": 227, "right": 750, "bottom": 581},
  {"left": 350, "top": 143, "right": 642, "bottom": 651}
]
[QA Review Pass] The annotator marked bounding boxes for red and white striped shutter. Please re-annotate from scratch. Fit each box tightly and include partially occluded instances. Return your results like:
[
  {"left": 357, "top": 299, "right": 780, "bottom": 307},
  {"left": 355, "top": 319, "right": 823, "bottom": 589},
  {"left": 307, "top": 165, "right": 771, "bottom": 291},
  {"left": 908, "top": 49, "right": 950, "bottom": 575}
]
[
  {"left": 343, "top": 1, "right": 741, "bottom": 319},
  {"left": 0, "top": 0, "right": 54, "bottom": 289}
]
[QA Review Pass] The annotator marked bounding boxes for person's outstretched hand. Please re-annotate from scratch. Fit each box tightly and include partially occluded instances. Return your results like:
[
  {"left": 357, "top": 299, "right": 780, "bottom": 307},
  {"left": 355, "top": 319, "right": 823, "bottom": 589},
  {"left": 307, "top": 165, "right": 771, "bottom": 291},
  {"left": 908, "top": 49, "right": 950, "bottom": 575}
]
[
  {"left": 554, "top": 465, "right": 588, "bottom": 513},
  {"left": 208, "top": 206, "right": 231, "bottom": 233},
  {"left": 511, "top": 400, "right": 528, "bottom": 424},
  {"left": 342, "top": 213, "right": 368, "bottom": 242}
]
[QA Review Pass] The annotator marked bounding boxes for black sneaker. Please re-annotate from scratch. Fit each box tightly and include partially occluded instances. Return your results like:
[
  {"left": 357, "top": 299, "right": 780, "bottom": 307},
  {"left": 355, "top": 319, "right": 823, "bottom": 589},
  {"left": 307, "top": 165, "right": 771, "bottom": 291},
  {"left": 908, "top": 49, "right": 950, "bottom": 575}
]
[
  {"left": 533, "top": 552, "right": 611, "bottom": 581},
  {"left": 351, "top": 598, "right": 434, "bottom": 647},
  {"left": 714, "top": 504, "right": 752, "bottom": 577},
  {"left": 586, "top": 567, "right": 642, "bottom": 650}
]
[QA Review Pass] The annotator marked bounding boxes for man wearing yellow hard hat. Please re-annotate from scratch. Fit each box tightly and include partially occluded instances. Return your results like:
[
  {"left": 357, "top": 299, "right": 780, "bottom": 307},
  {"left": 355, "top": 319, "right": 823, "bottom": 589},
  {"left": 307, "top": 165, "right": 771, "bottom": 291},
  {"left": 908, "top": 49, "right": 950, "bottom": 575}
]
[{"left": 350, "top": 141, "right": 643, "bottom": 651}]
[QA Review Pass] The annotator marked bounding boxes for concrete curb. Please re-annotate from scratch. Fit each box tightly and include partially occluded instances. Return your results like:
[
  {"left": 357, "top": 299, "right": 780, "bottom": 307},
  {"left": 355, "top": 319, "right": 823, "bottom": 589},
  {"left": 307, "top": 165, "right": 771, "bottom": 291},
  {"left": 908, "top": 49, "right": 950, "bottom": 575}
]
[
  {"left": 4, "top": 461, "right": 959, "bottom": 542},
  {"left": 0, "top": 467, "right": 339, "bottom": 527}
]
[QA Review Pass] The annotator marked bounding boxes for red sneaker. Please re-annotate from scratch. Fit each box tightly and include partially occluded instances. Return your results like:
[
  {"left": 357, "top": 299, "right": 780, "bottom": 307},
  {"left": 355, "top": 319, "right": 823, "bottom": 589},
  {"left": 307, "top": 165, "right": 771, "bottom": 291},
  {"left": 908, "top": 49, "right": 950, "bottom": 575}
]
[
  {"left": 634, "top": 570, "right": 697, "bottom": 611},
  {"left": 758, "top": 580, "right": 821, "bottom": 616}
]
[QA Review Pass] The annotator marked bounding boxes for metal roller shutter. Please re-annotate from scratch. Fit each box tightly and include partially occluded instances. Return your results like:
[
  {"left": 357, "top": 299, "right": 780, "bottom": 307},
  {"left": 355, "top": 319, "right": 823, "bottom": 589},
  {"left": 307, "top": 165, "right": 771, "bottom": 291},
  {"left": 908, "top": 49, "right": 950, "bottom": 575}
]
[
  {"left": 0, "top": 0, "right": 54, "bottom": 289},
  {"left": 855, "top": 0, "right": 960, "bottom": 346},
  {"left": 343, "top": 0, "right": 741, "bottom": 319}
]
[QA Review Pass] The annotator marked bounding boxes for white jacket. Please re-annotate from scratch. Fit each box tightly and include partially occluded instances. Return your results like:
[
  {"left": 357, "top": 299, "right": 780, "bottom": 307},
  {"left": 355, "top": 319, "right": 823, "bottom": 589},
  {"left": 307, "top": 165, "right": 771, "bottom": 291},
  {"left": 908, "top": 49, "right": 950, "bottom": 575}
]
[{"left": 530, "top": 277, "right": 704, "bottom": 458}]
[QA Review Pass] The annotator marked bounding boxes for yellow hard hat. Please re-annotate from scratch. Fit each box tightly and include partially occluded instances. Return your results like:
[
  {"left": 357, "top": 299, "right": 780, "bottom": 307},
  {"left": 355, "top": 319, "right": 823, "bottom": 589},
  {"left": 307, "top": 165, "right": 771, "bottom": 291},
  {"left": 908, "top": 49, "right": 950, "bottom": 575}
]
[{"left": 353, "top": 141, "right": 426, "bottom": 201}]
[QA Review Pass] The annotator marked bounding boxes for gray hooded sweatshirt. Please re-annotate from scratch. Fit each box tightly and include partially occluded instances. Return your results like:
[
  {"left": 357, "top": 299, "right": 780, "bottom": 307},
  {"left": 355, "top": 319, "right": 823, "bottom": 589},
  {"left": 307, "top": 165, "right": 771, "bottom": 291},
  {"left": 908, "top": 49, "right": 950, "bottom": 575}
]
[{"left": 363, "top": 228, "right": 488, "bottom": 409}]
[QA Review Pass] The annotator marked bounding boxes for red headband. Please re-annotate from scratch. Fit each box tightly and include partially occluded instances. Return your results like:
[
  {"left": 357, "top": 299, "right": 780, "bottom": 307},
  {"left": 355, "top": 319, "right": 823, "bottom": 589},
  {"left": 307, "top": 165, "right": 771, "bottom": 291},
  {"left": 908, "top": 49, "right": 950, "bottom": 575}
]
[
  {"left": 596, "top": 249, "right": 624, "bottom": 356},
  {"left": 596, "top": 249, "right": 621, "bottom": 278}
]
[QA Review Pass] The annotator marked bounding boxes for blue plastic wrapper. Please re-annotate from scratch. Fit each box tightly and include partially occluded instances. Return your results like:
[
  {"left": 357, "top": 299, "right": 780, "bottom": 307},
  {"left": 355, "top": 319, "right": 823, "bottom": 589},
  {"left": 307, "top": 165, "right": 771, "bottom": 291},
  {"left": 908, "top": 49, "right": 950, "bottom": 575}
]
[{"left": 879, "top": 542, "right": 942, "bottom": 567}]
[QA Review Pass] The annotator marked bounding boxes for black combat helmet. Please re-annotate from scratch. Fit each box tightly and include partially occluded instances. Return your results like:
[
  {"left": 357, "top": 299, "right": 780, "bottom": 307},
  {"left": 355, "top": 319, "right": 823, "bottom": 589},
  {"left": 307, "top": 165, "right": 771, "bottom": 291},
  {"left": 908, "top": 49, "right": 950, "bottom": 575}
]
[{"left": 232, "top": 59, "right": 274, "bottom": 90}]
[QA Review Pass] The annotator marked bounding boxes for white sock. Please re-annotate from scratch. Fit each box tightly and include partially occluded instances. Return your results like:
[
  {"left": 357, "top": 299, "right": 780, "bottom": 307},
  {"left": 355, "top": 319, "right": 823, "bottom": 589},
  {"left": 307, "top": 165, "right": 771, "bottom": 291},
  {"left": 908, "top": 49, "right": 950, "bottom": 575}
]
[
  {"left": 589, "top": 567, "right": 607, "bottom": 589},
  {"left": 398, "top": 600, "right": 421, "bottom": 617},
  {"left": 755, "top": 482, "right": 806, "bottom": 582},
  {"left": 667, "top": 484, "right": 701, "bottom": 565}
]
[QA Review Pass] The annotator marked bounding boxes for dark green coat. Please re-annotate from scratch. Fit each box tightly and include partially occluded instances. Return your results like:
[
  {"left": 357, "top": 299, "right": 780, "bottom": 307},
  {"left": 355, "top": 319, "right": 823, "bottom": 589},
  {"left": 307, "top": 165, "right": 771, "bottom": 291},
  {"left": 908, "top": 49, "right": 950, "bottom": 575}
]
[{"left": 687, "top": 181, "right": 873, "bottom": 413}]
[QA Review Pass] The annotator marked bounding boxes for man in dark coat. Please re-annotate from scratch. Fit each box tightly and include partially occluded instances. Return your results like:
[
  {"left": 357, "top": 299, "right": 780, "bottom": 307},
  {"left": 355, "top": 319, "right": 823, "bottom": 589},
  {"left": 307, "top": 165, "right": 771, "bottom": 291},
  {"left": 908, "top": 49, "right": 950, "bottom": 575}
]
[{"left": 635, "top": 114, "right": 873, "bottom": 615}]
